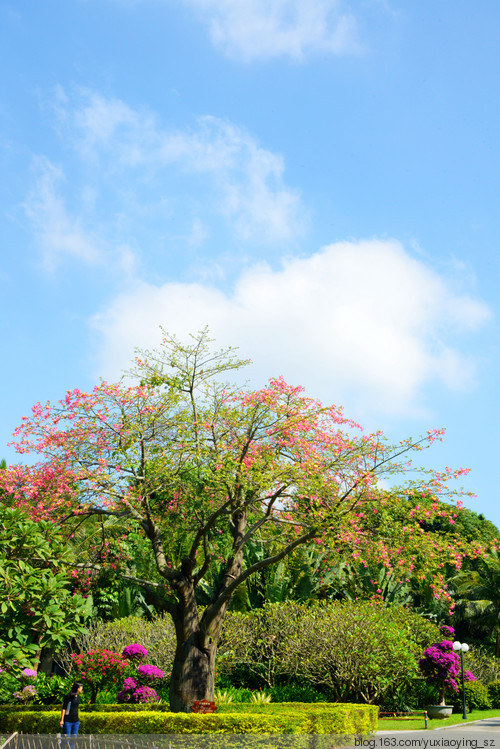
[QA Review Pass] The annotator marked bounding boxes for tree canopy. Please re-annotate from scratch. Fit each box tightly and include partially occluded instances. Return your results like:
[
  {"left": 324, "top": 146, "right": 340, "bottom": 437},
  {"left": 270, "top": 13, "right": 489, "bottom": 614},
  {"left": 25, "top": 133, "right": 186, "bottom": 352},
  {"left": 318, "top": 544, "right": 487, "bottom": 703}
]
[
  {"left": 0, "top": 504, "right": 91, "bottom": 670},
  {"left": 0, "top": 329, "right": 484, "bottom": 710}
]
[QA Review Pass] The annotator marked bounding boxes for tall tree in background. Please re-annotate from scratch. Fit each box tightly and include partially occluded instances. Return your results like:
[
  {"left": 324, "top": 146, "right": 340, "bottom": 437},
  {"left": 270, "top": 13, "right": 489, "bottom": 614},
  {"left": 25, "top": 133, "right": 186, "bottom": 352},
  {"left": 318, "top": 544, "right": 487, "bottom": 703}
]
[
  {"left": 451, "top": 552, "right": 500, "bottom": 656},
  {"left": 0, "top": 330, "right": 481, "bottom": 711}
]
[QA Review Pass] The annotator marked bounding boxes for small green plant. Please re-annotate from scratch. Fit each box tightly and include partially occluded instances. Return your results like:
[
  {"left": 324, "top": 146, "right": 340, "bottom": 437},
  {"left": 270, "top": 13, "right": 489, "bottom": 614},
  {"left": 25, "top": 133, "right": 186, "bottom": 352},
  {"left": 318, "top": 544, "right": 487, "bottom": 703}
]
[
  {"left": 250, "top": 690, "right": 272, "bottom": 704},
  {"left": 215, "top": 689, "right": 234, "bottom": 704}
]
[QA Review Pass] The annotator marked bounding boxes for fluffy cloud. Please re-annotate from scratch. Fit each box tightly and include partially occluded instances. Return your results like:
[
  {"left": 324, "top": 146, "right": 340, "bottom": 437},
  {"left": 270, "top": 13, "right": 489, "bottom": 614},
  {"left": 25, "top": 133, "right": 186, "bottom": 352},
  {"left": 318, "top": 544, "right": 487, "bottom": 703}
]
[
  {"left": 92, "top": 239, "right": 491, "bottom": 418},
  {"left": 182, "top": 0, "right": 361, "bottom": 61},
  {"left": 53, "top": 89, "right": 305, "bottom": 244}
]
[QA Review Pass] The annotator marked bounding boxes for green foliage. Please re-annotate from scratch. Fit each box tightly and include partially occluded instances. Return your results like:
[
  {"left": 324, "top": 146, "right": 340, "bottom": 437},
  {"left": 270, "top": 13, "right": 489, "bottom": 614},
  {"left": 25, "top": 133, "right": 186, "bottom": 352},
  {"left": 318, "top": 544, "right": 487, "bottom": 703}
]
[
  {"left": 218, "top": 601, "right": 440, "bottom": 703},
  {"left": 488, "top": 681, "right": 500, "bottom": 709},
  {"left": 0, "top": 505, "right": 91, "bottom": 668},
  {"left": 451, "top": 552, "right": 500, "bottom": 652},
  {"left": 0, "top": 672, "right": 20, "bottom": 705},
  {"left": 249, "top": 690, "right": 272, "bottom": 703},
  {"left": 270, "top": 684, "right": 330, "bottom": 703},
  {"left": 56, "top": 614, "right": 176, "bottom": 675},
  {"left": 453, "top": 681, "right": 492, "bottom": 711},
  {"left": 32, "top": 674, "right": 74, "bottom": 705},
  {"left": 0, "top": 703, "right": 378, "bottom": 735},
  {"left": 214, "top": 689, "right": 234, "bottom": 705},
  {"left": 463, "top": 648, "right": 500, "bottom": 685}
]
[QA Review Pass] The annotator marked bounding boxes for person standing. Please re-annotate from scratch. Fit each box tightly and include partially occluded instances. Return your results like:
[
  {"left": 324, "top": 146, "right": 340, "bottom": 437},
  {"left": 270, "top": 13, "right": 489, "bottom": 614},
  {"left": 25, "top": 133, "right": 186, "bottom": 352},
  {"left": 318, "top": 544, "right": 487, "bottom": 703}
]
[{"left": 60, "top": 682, "right": 83, "bottom": 739}]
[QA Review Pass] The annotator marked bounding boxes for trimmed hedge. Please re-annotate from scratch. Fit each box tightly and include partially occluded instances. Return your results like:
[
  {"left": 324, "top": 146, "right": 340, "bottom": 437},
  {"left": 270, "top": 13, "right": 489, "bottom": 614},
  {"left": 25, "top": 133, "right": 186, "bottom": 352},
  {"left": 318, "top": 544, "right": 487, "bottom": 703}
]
[
  {"left": 1, "top": 704, "right": 171, "bottom": 713},
  {"left": 0, "top": 703, "right": 377, "bottom": 735}
]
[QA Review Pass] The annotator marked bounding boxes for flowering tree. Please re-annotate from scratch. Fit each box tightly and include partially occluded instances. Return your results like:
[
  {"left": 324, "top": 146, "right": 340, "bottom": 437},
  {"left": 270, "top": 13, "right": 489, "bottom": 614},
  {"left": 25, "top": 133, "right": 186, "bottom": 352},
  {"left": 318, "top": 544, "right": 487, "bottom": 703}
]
[
  {"left": 419, "top": 626, "right": 476, "bottom": 705},
  {"left": 1, "top": 330, "right": 482, "bottom": 711}
]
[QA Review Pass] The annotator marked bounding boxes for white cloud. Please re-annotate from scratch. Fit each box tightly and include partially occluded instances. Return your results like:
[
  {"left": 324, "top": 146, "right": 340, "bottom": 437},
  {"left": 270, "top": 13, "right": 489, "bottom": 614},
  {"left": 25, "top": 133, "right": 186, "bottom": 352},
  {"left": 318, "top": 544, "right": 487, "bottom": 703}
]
[
  {"left": 54, "top": 90, "right": 305, "bottom": 244},
  {"left": 182, "top": 0, "right": 361, "bottom": 61},
  {"left": 24, "top": 157, "right": 103, "bottom": 271},
  {"left": 91, "top": 239, "right": 491, "bottom": 418}
]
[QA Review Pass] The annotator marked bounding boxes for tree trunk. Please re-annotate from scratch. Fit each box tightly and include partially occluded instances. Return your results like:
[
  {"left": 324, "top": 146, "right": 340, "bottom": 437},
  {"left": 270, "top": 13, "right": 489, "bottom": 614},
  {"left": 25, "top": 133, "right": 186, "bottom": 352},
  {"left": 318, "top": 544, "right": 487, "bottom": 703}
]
[
  {"left": 167, "top": 509, "right": 247, "bottom": 712},
  {"left": 168, "top": 576, "right": 219, "bottom": 713},
  {"left": 438, "top": 684, "right": 446, "bottom": 706},
  {"left": 169, "top": 631, "right": 217, "bottom": 712}
]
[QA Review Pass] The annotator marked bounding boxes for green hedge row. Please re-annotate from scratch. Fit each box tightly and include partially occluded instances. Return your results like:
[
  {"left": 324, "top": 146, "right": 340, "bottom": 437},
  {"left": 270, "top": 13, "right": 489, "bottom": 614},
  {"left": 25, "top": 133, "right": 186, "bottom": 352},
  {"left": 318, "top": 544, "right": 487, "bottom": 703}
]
[
  {"left": 3, "top": 704, "right": 169, "bottom": 713},
  {"left": 0, "top": 704, "right": 377, "bottom": 735}
]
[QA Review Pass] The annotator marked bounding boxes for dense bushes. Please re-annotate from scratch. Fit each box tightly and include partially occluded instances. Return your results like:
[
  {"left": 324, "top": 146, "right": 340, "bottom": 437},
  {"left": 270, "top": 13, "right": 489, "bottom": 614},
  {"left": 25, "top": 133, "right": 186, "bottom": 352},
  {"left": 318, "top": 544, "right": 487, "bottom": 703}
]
[
  {"left": 53, "top": 602, "right": 440, "bottom": 706},
  {"left": 218, "top": 602, "right": 440, "bottom": 704},
  {"left": 488, "top": 681, "right": 500, "bottom": 708},
  {"left": 56, "top": 614, "right": 176, "bottom": 675},
  {"left": 460, "top": 681, "right": 491, "bottom": 710}
]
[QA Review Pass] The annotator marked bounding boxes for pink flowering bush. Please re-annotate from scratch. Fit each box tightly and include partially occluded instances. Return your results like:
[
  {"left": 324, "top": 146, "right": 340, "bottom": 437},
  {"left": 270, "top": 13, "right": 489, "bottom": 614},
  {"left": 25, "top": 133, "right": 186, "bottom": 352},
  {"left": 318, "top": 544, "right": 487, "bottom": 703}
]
[
  {"left": 20, "top": 668, "right": 37, "bottom": 681},
  {"left": 118, "top": 643, "right": 167, "bottom": 703},
  {"left": 418, "top": 626, "right": 476, "bottom": 705},
  {"left": 122, "top": 643, "right": 148, "bottom": 662},
  {"left": 13, "top": 684, "right": 37, "bottom": 704},
  {"left": 137, "top": 664, "right": 165, "bottom": 681},
  {"left": 71, "top": 649, "right": 128, "bottom": 703}
]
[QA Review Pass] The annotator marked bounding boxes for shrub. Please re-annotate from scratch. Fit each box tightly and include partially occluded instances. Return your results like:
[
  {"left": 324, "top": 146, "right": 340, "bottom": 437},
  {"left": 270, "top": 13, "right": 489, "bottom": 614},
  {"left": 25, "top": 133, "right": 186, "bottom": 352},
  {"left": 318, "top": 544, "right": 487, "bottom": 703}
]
[
  {"left": 13, "top": 685, "right": 37, "bottom": 704},
  {"left": 117, "top": 644, "right": 168, "bottom": 703},
  {"left": 218, "top": 601, "right": 437, "bottom": 704},
  {"left": 418, "top": 628, "right": 476, "bottom": 706},
  {"left": 488, "top": 681, "right": 500, "bottom": 709},
  {"left": 457, "top": 681, "right": 491, "bottom": 711},
  {"left": 71, "top": 649, "right": 128, "bottom": 702},
  {"left": 270, "top": 683, "right": 329, "bottom": 703},
  {"left": 122, "top": 643, "right": 148, "bottom": 662},
  {"left": 56, "top": 615, "right": 176, "bottom": 676},
  {"left": 466, "top": 648, "right": 500, "bottom": 685},
  {"left": 137, "top": 664, "right": 165, "bottom": 681}
]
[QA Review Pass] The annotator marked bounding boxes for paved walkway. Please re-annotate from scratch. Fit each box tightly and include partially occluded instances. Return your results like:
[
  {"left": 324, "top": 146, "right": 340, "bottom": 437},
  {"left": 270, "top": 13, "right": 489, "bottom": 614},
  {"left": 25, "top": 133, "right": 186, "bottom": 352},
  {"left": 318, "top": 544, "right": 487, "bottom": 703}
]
[
  {"left": 377, "top": 717, "right": 500, "bottom": 734},
  {"left": 435, "top": 716, "right": 500, "bottom": 731}
]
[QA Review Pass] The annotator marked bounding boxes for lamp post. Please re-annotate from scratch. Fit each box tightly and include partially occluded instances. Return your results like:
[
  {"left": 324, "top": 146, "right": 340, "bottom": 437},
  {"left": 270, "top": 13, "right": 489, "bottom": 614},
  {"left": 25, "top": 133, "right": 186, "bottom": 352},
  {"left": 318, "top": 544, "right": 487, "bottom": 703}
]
[{"left": 453, "top": 640, "right": 469, "bottom": 719}]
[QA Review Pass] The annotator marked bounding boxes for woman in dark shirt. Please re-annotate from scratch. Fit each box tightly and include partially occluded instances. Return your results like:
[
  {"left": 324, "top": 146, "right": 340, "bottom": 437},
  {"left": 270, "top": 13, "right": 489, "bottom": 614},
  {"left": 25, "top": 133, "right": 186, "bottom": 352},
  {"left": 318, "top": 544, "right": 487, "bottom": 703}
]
[{"left": 60, "top": 682, "right": 83, "bottom": 736}]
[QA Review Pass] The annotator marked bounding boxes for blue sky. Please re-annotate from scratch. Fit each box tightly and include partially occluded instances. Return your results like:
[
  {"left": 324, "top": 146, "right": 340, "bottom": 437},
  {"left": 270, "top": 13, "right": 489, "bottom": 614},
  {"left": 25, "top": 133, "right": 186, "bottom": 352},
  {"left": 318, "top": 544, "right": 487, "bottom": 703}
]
[{"left": 1, "top": 1, "right": 499, "bottom": 527}]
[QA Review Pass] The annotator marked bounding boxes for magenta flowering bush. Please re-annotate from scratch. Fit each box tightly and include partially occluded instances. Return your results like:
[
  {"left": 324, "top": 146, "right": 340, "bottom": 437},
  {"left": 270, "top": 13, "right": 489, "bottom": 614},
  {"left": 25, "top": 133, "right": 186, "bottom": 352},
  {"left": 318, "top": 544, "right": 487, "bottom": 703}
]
[
  {"left": 132, "top": 685, "right": 159, "bottom": 703},
  {"left": 419, "top": 632, "right": 476, "bottom": 706},
  {"left": 122, "top": 677, "right": 139, "bottom": 691},
  {"left": 122, "top": 643, "right": 148, "bottom": 661},
  {"left": 137, "top": 664, "right": 165, "bottom": 681},
  {"left": 117, "top": 644, "right": 167, "bottom": 704},
  {"left": 439, "top": 625, "right": 455, "bottom": 638}
]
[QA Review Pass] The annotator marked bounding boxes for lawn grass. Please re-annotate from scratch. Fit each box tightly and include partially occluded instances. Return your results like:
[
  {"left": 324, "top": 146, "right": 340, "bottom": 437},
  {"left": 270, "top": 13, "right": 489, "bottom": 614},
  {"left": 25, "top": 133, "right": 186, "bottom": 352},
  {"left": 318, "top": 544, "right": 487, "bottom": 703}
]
[{"left": 378, "top": 709, "right": 500, "bottom": 731}]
